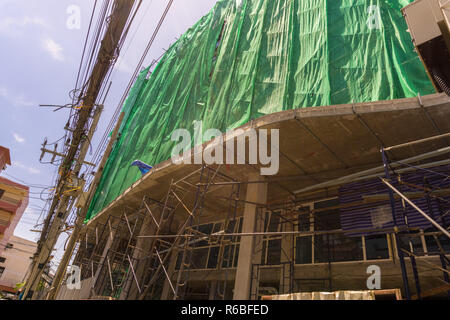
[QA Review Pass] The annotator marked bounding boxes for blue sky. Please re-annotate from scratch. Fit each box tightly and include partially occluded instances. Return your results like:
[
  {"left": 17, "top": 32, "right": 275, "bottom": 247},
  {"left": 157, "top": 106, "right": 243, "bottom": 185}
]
[{"left": 0, "top": 0, "right": 217, "bottom": 270}]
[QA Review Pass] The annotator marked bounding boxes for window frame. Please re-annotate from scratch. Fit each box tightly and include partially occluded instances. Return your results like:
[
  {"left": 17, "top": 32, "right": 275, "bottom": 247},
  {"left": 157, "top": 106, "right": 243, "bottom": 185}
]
[
  {"left": 294, "top": 197, "right": 392, "bottom": 266},
  {"left": 176, "top": 217, "right": 243, "bottom": 271},
  {"left": 261, "top": 211, "right": 283, "bottom": 266}
]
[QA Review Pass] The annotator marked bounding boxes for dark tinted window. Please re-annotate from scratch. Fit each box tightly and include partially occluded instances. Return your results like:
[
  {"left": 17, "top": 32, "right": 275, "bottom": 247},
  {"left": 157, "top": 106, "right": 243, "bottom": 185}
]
[
  {"left": 207, "top": 246, "right": 219, "bottom": 269},
  {"left": 425, "top": 235, "right": 450, "bottom": 255},
  {"left": 222, "top": 245, "right": 235, "bottom": 268},
  {"left": 315, "top": 234, "right": 363, "bottom": 262},
  {"left": 298, "top": 209, "right": 310, "bottom": 232},
  {"left": 191, "top": 248, "right": 209, "bottom": 269},
  {"left": 397, "top": 232, "right": 424, "bottom": 254},
  {"left": 295, "top": 236, "right": 312, "bottom": 264},
  {"left": 314, "top": 199, "right": 340, "bottom": 231},
  {"left": 366, "top": 235, "right": 389, "bottom": 260},
  {"left": 266, "top": 239, "right": 281, "bottom": 265}
]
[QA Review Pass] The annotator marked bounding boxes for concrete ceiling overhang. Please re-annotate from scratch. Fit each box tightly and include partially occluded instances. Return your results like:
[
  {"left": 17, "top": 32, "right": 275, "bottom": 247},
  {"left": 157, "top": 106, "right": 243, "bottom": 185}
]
[{"left": 85, "top": 93, "right": 450, "bottom": 232}]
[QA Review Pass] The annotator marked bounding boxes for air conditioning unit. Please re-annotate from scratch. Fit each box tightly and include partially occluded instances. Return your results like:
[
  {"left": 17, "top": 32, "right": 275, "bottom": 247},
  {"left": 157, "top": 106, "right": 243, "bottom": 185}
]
[{"left": 403, "top": 0, "right": 450, "bottom": 94}]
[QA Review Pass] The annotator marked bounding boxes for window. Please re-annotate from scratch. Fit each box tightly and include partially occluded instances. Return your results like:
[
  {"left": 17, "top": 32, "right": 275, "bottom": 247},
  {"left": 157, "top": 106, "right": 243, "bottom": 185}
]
[
  {"left": 314, "top": 199, "right": 340, "bottom": 231},
  {"left": 221, "top": 218, "right": 241, "bottom": 268},
  {"left": 212, "top": 222, "right": 223, "bottom": 234},
  {"left": 193, "top": 223, "right": 213, "bottom": 248},
  {"left": 175, "top": 218, "right": 242, "bottom": 271},
  {"left": 0, "top": 189, "right": 4, "bottom": 199},
  {"left": 261, "top": 212, "right": 283, "bottom": 266},
  {"left": 394, "top": 228, "right": 450, "bottom": 258},
  {"left": 397, "top": 232, "right": 425, "bottom": 254},
  {"left": 262, "top": 239, "right": 282, "bottom": 265},
  {"left": 0, "top": 266, "right": 4, "bottom": 279},
  {"left": 297, "top": 209, "right": 311, "bottom": 232},
  {"left": 207, "top": 247, "right": 219, "bottom": 269},
  {"left": 295, "top": 207, "right": 312, "bottom": 264},
  {"left": 425, "top": 235, "right": 450, "bottom": 256},
  {"left": 234, "top": 245, "right": 240, "bottom": 268},
  {"left": 365, "top": 234, "right": 389, "bottom": 260},
  {"left": 191, "top": 248, "right": 209, "bottom": 270},
  {"left": 265, "top": 212, "right": 281, "bottom": 233},
  {"left": 0, "top": 257, "right": 5, "bottom": 263},
  {"left": 315, "top": 234, "right": 363, "bottom": 263},
  {"left": 314, "top": 199, "right": 364, "bottom": 263},
  {"left": 222, "top": 244, "right": 238, "bottom": 268},
  {"left": 295, "top": 199, "right": 369, "bottom": 265},
  {"left": 5, "top": 243, "right": 13, "bottom": 249},
  {"left": 175, "top": 250, "right": 183, "bottom": 270},
  {"left": 295, "top": 236, "right": 312, "bottom": 264}
]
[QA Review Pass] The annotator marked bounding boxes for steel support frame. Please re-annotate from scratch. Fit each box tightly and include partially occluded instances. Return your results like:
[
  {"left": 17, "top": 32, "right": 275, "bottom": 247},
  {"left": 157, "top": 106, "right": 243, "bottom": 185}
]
[
  {"left": 381, "top": 148, "right": 412, "bottom": 300},
  {"left": 77, "top": 139, "right": 450, "bottom": 300},
  {"left": 381, "top": 143, "right": 450, "bottom": 300}
]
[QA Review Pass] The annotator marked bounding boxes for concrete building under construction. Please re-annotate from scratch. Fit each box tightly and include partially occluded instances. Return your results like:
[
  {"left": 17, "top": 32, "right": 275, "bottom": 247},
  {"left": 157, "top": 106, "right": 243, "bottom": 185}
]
[{"left": 54, "top": 0, "right": 450, "bottom": 300}]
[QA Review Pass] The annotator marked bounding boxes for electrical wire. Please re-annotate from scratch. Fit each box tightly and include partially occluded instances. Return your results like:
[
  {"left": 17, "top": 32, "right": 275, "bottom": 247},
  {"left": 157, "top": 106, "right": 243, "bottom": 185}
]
[
  {"left": 1, "top": 173, "right": 53, "bottom": 189},
  {"left": 26, "top": 2, "right": 148, "bottom": 287},
  {"left": 86, "top": 0, "right": 173, "bottom": 190},
  {"left": 73, "top": 0, "right": 99, "bottom": 104}
]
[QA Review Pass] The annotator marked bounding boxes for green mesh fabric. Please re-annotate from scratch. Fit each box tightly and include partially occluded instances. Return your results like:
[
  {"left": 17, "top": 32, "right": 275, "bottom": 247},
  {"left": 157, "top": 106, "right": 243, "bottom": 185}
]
[{"left": 86, "top": 0, "right": 434, "bottom": 221}]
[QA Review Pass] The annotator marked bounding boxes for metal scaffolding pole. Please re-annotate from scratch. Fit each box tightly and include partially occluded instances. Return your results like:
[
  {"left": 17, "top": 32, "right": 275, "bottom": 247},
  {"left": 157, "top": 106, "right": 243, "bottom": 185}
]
[
  {"left": 381, "top": 178, "right": 450, "bottom": 238},
  {"left": 74, "top": 135, "right": 450, "bottom": 301},
  {"left": 381, "top": 148, "right": 411, "bottom": 300}
]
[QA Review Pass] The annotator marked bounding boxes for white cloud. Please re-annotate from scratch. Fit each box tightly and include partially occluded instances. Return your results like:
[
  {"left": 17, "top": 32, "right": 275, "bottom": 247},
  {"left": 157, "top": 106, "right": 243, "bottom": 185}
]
[
  {"left": 27, "top": 167, "right": 41, "bottom": 175},
  {"left": 13, "top": 132, "right": 25, "bottom": 144},
  {"left": 0, "top": 85, "right": 35, "bottom": 107},
  {"left": 115, "top": 56, "right": 133, "bottom": 74},
  {"left": 0, "top": 16, "right": 47, "bottom": 37},
  {"left": 42, "top": 37, "right": 65, "bottom": 62},
  {"left": 13, "top": 161, "right": 41, "bottom": 175},
  {"left": 0, "top": 86, "right": 7, "bottom": 98},
  {"left": 13, "top": 94, "right": 34, "bottom": 107}
]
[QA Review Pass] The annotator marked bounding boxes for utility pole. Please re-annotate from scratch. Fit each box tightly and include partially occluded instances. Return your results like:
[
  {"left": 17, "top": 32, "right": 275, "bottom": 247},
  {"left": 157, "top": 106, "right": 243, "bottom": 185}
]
[
  {"left": 40, "top": 144, "right": 96, "bottom": 167},
  {"left": 24, "top": 105, "right": 103, "bottom": 299},
  {"left": 23, "top": 0, "right": 136, "bottom": 299},
  {"left": 47, "top": 111, "right": 125, "bottom": 300}
]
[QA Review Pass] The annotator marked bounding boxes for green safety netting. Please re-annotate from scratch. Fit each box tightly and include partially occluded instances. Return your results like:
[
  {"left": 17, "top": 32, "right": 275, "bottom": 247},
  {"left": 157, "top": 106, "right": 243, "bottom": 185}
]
[{"left": 85, "top": 0, "right": 434, "bottom": 221}]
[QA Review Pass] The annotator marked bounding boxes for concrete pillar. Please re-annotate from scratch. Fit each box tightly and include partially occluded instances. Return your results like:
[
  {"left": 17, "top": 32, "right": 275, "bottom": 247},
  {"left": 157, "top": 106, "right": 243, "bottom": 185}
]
[
  {"left": 120, "top": 211, "right": 158, "bottom": 300},
  {"left": 91, "top": 220, "right": 118, "bottom": 298},
  {"left": 160, "top": 248, "right": 179, "bottom": 300},
  {"left": 208, "top": 281, "right": 218, "bottom": 300},
  {"left": 233, "top": 173, "right": 267, "bottom": 300},
  {"left": 280, "top": 221, "right": 294, "bottom": 294}
]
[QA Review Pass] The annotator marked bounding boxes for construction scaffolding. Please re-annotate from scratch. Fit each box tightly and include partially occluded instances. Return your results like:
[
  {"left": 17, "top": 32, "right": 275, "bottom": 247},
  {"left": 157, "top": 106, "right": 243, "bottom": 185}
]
[
  {"left": 71, "top": 165, "right": 245, "bottom": 300},
  {"left": 379, "top": 137, "right": 450, "bottom": 300},
  {"left": 64, "top": 132, "right": 450, "bottom": 301},
  {"left": 63, "top": 136, "right": 450, "bottom": 299},
  {"left": 46, "top": 0, "right": 450, "bottom": 302}
]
